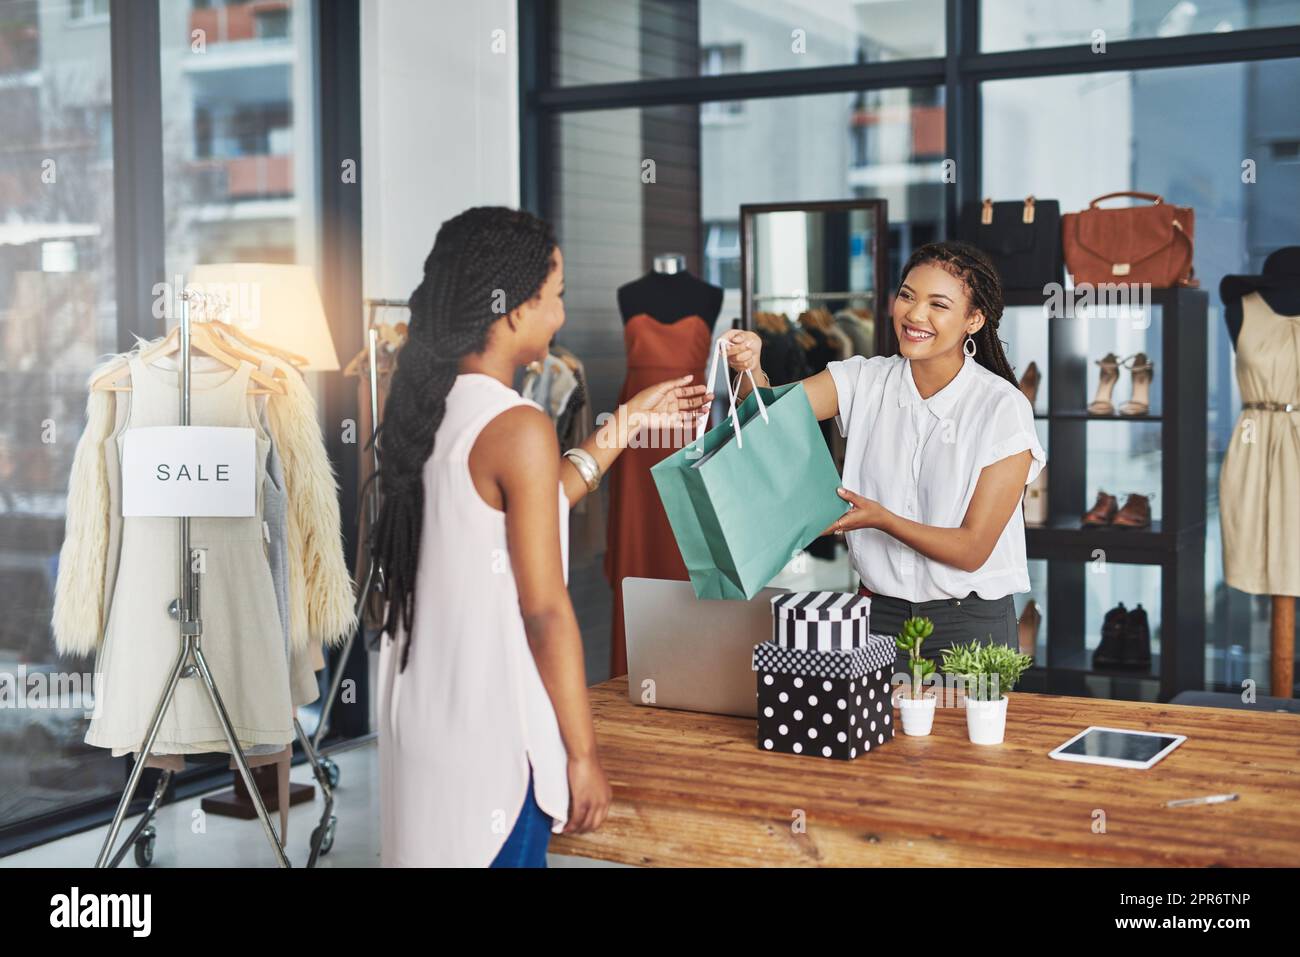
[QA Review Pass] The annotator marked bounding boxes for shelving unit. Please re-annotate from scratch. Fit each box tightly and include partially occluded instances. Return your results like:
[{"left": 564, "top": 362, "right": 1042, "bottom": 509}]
[{"left": 1009, "top": 287, "right": 1208, "bottom": 702}]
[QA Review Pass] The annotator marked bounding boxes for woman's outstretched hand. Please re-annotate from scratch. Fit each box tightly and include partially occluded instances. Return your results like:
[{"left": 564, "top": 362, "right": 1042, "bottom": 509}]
[
  {"left": 625, "top": 374, "right": 714, "bottom": 436},
  {"left": 821, "top": 485, "right": 887, "bottom": 536}
]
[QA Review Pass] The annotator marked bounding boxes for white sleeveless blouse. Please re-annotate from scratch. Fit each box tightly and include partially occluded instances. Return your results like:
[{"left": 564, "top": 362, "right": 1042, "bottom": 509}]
[{"left": 378, "top": 373, "right": 570, "bottom": 866}]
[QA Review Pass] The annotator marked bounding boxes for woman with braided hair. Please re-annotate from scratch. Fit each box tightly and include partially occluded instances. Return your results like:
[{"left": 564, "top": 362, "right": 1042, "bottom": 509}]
[
  {"left": 374, "top": 206, "right": 713, "bottom": 867},
  {"left": 725, "top": 240, "right": 1045, "bottom": 665}
]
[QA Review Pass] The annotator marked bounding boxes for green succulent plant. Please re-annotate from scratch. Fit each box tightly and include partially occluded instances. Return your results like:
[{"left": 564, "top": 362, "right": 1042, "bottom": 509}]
[
  {"left": 894, "top": 616, "right": 936, "bottom": 700},
  {"left": 939, "top": 638, "right": 1034, "bottom": 702}
]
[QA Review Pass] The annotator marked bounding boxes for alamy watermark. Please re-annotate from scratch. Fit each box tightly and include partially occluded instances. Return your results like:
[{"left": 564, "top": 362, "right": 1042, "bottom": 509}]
[
  {"left": 151, "top": 274, "right": 264, "bottom": 330},
  {"left": 594, "top": 405, "right": 706, "bottom": 451},
  {"left": 1042, "top": 281, "right": 1153, "bottom": 328},
  {"left": 0, "top": 666, "right": 103, "bottom": 717}
]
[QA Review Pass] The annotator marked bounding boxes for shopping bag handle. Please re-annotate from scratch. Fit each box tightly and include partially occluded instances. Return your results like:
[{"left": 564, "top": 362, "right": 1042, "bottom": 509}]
[{"left": 699, "top": 336, "right": 768, "bottom": 449}]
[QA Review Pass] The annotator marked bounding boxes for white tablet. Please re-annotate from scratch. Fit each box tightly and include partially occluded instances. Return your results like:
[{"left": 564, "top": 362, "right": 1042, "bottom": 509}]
[{"left": 1048, "top": 726, "right": 1186, "bottom": 769}]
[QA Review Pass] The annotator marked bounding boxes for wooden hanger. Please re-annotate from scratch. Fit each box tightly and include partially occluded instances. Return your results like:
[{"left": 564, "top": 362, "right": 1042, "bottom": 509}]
[
  {"left": 208, "top": 321, "right": 309, "bottom": 369},
  {"left": 90, "top": 323, "right": 285, "bottom": 395}
]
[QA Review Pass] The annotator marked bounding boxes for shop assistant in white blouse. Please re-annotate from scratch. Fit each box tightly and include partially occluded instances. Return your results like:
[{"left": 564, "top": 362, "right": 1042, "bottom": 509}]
[{"left": 824, "top": 352, "right": 1045, "bottom": 600}]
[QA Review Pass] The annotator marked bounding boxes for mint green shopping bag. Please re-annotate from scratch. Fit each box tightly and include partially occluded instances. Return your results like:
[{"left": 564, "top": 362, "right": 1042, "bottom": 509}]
[{"left": 651, "top": 340, "right": 848, "bottom": 600}]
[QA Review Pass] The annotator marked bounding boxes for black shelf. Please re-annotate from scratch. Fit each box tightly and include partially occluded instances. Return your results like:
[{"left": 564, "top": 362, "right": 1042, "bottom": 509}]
[
  {"left": 1034, "top": 410, "right": 1163, "bottom": 422},
  {"left": 1010, "top": 286, "right": 1207, "bottom": 702}
]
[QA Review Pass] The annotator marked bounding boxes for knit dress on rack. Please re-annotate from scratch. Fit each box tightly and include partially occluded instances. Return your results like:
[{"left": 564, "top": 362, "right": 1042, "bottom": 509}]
[
  {"left": 604, "top": 312, "right": 712, "bottom": 677},
  {"left": 85, "top": 355, "right": 295, "bottom": 755}
]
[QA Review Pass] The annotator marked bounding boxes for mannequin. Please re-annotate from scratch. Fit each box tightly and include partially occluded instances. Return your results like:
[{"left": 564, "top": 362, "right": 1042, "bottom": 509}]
[
  {"left": 605, "top": 256, "right": 722, "bottom": 676},
  {"left": 616, "top": 254, "right": 724, "bottom": 326},
  {"left": 1220, "top": 245, "right": 1300, "bottom": 699}
]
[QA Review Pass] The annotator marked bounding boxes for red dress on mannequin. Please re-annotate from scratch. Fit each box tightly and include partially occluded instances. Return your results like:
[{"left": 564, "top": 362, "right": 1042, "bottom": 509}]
[{"left": 604, "top": 312, "right": 713, "bottom": 676}]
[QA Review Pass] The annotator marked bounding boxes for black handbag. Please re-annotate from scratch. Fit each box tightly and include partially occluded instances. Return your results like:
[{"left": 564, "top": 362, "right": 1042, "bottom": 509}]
[{"left": 958, "top": 196, "right": 1064, "bottom": 291}]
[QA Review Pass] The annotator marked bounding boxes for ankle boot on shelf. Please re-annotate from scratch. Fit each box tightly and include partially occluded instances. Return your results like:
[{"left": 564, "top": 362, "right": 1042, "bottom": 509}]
[
  {"left": 1112, "top": 493, "right": 1152, "bottom": 529},
  {"left": 1120, "top": 353, "right": 1154, "bottom": 416},
  {"left": 1124, "top": 603, "right": 1152, "bottom": 670},
  {"left": 1093, "top": 603, "right": 1129, "bottom": 670},
  {"left": 1018, "top": 599, "right": 1042, "bottom": 657},
  {"left": 1081, "top": 490, "right": 1118, "bottom": 526},
  {"left": 1088, "top": 353, "right": 1121, "bottom": 415},
  {"left": 1019, "top": 360, "right": 1041, "bottom": 407}
]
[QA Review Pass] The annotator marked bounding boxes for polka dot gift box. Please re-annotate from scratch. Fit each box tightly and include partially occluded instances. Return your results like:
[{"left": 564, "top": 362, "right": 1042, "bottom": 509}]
[{"left": 751, "top": 635, "right": 897, "bottom": 761}]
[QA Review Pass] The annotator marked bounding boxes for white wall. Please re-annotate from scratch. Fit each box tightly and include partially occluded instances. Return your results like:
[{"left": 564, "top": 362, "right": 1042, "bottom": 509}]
[{"left": 360, "top": 0, "right": 520, "bottom": 301}]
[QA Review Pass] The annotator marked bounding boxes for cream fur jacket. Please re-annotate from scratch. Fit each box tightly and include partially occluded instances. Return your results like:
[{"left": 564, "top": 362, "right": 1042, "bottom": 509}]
[{"left": 51, "top": 352, "right": 356, "bottom": 658}]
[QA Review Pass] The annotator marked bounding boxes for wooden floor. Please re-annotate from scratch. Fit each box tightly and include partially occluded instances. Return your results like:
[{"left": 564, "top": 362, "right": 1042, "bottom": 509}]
[{"left": 552, "top": 678, "right": 1300, "bottom": 867}]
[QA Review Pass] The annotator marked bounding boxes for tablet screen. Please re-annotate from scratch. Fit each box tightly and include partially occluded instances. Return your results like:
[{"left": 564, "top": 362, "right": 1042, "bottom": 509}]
[{"left": 1058, "top": 728, "right": 1180, "bottom": 763}]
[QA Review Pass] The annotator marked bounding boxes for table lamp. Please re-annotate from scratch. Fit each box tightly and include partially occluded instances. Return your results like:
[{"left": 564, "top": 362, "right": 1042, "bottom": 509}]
[{"left": 186, "top": 262, "right": 339, "bottom": 371}]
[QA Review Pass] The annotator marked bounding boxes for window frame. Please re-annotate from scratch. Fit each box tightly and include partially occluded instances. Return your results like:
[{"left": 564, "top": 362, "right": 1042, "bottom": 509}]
[{"left": 519, "top": 0, "right": 1300, "bottom": 261}]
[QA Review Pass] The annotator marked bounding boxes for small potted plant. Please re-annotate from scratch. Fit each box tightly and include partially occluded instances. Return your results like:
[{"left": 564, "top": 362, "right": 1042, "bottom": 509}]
[
  {"left": 940, "top": 639, "right": 1034, "bottom": 745},
  {"left": 894, "top": 616, "right": 938, "bottom": 736}
]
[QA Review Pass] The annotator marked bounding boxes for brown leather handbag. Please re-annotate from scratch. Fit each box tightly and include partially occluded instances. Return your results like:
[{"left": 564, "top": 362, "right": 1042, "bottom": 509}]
[{"left": 1061, "top": 191, "right": 1197, "bottom": 287}]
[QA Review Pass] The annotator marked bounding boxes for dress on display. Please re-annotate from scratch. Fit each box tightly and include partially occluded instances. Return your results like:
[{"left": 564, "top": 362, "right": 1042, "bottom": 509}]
[
  {"left": 85, "top": 356, "right": 294, "bottom": 755},
  {"left": 1219, "top": 291, "right": 1300, "bottom": 597},
  {"left": 604, "top": 312, "right": 712, "bottom": 677},
  {"left": 52, "top": 339, "right": 355, "bottom": 770}
]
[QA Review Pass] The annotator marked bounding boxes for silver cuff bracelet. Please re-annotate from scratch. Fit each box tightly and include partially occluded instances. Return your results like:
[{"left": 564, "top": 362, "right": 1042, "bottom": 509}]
[{"left": 563, "top": 447, "right": 601, "bottom": 492}]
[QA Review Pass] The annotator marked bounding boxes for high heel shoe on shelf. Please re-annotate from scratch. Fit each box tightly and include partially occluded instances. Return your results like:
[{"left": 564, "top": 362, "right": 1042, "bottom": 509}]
[
  {"left": 1018, "top": 361, "right": 1040, "bottom": 407},
  {"left": 1087, "top": 353, "right": 1120, "bottom": 415},
  {"left": 1120, "top": 352, "right": 1154, "bottom": 416},
  {"left": 1017, "top": 599, "right": 1041, "bottom": 657}
]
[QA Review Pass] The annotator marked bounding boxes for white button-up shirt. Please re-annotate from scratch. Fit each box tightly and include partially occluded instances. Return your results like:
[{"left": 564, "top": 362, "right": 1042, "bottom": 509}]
[{"left": 826, "top": 354, "right": 1046, "bottom": 602}]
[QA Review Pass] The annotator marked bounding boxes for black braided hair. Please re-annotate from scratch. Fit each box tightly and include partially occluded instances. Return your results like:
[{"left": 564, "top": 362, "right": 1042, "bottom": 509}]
[
  {"left": 897, "top": 240, "right": 1018, "bottom": 389},
  {"left": 371, "top": 206, "right": 558, "bottom": 670}
]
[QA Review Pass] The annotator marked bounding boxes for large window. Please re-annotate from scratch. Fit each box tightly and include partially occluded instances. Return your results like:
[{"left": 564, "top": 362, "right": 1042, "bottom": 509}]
[
  {"left": 981, "top": 0, "right": 1300, "bottom": 51},
  {"left": 161, "top": 0, "right": 316, "bottom": 278},
  {"left": 0, "top": 0, "right": 120, "bottom": 837},
  {"left": 529, "top": 0, "right": 1300, "bottom": 694},
  {"left": 984, "top": 56, "right": 1300, "bottom": 694},
  {"left": 552, "top": 0, "right": 945, "bottom": 86},
  {"left": 0, "top": 0, "right": 355, "bottom": 855}
]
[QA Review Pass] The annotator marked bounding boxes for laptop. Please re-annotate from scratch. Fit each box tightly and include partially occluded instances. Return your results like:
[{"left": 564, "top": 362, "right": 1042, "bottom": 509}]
[{"left": 623, "top": 577, "right": 788, "bottom": 718}]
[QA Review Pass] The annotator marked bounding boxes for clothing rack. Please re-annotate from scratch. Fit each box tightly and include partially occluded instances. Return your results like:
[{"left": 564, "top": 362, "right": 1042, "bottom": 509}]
[
  {"left": 311, "top": 298, "right": 398, "bottom": 764},
  {"left": 95, "top": 289, "right": 336, "bottom": 868}
]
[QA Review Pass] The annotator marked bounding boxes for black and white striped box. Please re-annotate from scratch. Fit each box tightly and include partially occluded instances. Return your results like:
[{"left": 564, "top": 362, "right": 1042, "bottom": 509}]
[{"left": 771, "top": 590, "right": 871, "bottom": 652}]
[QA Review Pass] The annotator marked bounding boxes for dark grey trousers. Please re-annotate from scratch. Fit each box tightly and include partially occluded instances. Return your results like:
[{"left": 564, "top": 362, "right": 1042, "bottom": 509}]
[{"left": 867, "top": 591, "right": 1017, "bottom": 680}]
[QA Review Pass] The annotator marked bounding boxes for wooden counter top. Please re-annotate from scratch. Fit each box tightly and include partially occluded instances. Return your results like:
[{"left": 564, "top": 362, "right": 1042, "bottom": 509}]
[{"left": 550, "top": 678, "right": 1300, "bottom": 867}]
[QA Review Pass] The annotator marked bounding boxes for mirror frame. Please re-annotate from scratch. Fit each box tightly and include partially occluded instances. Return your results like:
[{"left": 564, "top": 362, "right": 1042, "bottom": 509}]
[{"left": 739, "top": 198, "right": 893, "bottom": 358}]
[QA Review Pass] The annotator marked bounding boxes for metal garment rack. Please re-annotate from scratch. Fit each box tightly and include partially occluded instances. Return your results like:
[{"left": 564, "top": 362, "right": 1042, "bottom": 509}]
[
  {"left": 94, "top": 290, "right": 335, "bottom": 868},
  {"left": 310, "top": 298, "right": 399, "bottom": 766}
]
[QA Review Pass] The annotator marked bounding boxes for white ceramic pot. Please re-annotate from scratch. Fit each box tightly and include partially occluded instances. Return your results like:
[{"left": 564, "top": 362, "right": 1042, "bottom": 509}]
[
  {"left": 897, "top": 691, "right": 938, "bottom": 736},
  {"left": 965, "top": 693, "right": 1009, "bottom": 745}
]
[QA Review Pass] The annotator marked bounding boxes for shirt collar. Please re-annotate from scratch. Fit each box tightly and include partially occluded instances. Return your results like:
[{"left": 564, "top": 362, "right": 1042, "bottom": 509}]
[{"left": 898, "top": 354, "right": 976, "bottom": 419}]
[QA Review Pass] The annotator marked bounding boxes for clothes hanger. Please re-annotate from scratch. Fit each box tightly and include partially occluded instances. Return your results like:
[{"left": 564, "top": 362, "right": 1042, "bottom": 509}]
[
  {"left": 208, "top": 321, "right": 309, "bottom": 369},
  {"left": 91, "top": 323, "right": 285, "bottom": 395},
  {"left": 342, "top": 322, "right": 407, "bottom": 377}
]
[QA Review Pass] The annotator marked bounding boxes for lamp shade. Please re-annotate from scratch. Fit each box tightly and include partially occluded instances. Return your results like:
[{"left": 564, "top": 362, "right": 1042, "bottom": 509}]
[{"left": 186, "top": 262, "right": 339, "bottom": 371}]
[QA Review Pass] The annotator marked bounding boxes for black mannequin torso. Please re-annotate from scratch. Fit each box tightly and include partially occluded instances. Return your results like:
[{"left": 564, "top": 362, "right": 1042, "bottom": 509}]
[
  {"left": 1223, "top": 287, "right": 1300, "bottom": 349},
  {"left": 617, "top": 270, "right": 723, "bottom": 326}
]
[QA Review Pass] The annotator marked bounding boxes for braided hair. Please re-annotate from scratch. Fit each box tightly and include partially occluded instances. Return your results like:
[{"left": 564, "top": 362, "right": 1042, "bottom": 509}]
[
  {"left": 371, "top": 206, "right": 558, "bottom": 669},
  {"left": 897, "top": 240, "right": 1018, "bottom": 389}
]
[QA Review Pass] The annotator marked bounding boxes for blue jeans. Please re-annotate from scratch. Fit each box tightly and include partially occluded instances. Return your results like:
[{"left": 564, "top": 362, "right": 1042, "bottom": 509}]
[{"left": 490, "top": 769, "right": 553, "bottom": 868}]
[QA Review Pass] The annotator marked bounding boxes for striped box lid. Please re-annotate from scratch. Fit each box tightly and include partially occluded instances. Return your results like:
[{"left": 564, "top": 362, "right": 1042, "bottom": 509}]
[{"left": 771, "top": 590, "right": 870, "bottom": 622}]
